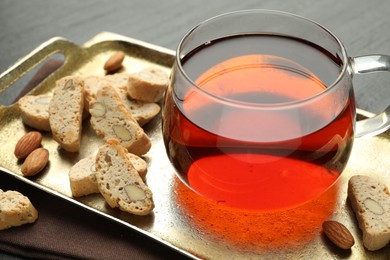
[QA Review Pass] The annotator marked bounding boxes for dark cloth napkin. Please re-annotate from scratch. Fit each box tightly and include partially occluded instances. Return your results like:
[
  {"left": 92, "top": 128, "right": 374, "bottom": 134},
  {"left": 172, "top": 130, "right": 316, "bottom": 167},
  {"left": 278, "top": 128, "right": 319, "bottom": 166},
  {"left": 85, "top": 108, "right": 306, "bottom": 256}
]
[
  {"left": 0, "top": 174, "right": 186, "bottom": 260},
  {"left": 0, "top": 61, "right": 188, "bottom": 259}
]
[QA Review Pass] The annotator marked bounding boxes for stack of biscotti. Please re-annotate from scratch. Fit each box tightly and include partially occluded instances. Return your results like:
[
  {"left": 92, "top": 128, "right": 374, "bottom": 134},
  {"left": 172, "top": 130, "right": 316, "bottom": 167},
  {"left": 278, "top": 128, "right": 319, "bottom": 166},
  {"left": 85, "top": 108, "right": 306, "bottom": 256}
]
[
  {"left": 94, "top": 139, "right": 154, "bottom": 215},
  {"left": 83, "top": 74, "right": 161, "bottom": 126},
  {"left": 16, "top": 65, "right": 168, "bottom": 217},
  {"left": 89, "top": 85, "right": 151, "bottom": 156},
  {"left": 0, "top": 189, "right": 38, "bottom": 230},
  {"left": 68, "top": 139, "right": 153, "bottom": 215},
  {"left": 69, "top": 152, "right": 147, "bottom": 198},
  {"left": 17, "top": 68, "right": 168, "bottom": 154}
]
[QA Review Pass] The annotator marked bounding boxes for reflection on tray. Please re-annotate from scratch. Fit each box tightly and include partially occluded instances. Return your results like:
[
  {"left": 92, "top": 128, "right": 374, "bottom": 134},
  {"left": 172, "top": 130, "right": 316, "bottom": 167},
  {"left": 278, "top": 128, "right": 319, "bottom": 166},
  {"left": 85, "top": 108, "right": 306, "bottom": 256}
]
[{"left": 173, "top": 177, "right": 339, "bottom": 251}]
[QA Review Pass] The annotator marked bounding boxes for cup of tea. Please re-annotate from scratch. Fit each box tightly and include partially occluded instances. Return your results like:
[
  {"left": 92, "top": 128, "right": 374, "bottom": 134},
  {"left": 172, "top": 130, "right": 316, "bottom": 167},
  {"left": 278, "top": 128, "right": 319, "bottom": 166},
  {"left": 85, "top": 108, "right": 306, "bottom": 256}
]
[{"left": 162, "top": 10, "right": 390, "bottom": 211}]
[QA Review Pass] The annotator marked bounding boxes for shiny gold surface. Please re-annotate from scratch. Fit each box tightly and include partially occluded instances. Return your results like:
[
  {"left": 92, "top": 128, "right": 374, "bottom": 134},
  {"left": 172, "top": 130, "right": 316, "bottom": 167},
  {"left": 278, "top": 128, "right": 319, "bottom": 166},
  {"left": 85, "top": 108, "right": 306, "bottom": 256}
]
[{"left": 0, "top": 33, "right": 389, "bottom": 259}]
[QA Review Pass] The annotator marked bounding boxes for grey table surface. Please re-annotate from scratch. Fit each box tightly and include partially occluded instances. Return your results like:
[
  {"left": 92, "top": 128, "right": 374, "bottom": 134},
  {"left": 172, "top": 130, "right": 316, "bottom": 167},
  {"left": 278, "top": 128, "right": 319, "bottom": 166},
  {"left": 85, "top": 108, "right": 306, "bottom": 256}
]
[
  {"left": 1, "top": 0, "right": 390, "bottom": 259},
  {"left": 1, "top": 0, "right": 390, "bottom": 113}
]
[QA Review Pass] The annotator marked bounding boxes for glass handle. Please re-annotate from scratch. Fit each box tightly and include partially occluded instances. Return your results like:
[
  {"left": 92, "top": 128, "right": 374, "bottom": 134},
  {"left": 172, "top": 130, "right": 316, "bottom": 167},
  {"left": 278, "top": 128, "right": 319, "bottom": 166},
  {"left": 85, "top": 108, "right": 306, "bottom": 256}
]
[{"left": 351, "top": 55, "right": 390, "bottom": 137}]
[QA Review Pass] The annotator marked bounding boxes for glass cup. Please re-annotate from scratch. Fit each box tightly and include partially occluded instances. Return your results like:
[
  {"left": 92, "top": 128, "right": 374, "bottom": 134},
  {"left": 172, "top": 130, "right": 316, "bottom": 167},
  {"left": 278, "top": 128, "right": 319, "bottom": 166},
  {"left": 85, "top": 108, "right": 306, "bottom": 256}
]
[{"left": 162, "top": 10, "right": 390, "bottom": 211}]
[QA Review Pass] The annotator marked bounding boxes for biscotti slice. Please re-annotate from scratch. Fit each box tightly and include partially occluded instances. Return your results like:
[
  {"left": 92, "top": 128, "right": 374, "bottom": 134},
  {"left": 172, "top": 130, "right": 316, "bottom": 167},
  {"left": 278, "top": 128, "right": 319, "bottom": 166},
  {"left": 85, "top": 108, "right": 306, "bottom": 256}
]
[
  {"left": 83, "top": 75, "right": 160, "bottom": 126},
  {"left": 127, "top": 67, "right": 169, "bottom": 103},
  {"left": 18, "top": 94, "right": 51, "bottom": 131},
  {"left": 69, "top": 153, "right": 148, "bottom": 197},
  {"left": 95, "top": 139, "right": 154, "bottom": 215},
  {"left": 69, "top": 155, "right": 99, "bottom": 197},
  {"left": 0, "top": 189, "right": 38, "bottom": 230},
  {"left": 89, "top": 85, "right": 151, "bottom": 156},
  {"left": 348, "top": 175, "right": 390, "bottom": 251},
  {"left": 83, "top": 75, "right": 112, "bottom": 112},
  {"left": 126, "top": 153, "right": 148, "bottom": 178},
  {"left": 115, "top": 85, "right": 160, "bottom": 126},
  {"left": 49, "top": 76, "right": 84, "bottom": 152}
]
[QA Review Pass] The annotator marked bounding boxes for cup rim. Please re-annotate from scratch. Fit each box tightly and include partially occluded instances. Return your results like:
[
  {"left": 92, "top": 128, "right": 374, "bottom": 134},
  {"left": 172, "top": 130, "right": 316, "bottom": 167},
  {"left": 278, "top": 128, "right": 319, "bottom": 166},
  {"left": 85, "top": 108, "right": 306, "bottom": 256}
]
[{"left": 175, "top": 9, "right": 349, "bottom": 109}]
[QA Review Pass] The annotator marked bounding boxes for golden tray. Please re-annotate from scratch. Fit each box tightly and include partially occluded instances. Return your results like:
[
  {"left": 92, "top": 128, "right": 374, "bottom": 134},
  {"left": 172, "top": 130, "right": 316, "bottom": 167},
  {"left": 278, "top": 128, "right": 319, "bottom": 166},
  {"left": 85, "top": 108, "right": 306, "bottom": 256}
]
[{"left": 0, "top": 32, "right": 389, "bottom": 259}]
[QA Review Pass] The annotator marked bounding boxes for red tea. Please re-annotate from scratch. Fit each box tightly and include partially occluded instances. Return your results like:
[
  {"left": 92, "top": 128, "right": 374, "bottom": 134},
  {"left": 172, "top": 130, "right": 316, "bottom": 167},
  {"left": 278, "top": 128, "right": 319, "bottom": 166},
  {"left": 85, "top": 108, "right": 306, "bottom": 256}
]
[{"left": 163, "top": 35, "right": 355, "bottom": 210}]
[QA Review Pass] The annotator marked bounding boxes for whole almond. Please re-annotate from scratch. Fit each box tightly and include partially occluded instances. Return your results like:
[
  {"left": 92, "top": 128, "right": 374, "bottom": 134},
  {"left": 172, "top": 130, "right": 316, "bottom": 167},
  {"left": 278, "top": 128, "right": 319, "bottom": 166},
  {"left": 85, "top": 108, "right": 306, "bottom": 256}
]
[
  {"left": 14, "top": 131, "right": 43, "bottom": 159},
  {"left": 104, "top": 51, "right": 125, "bottom": 72},
  {"left": 21, "top": 148, "right": 49, "bottom": 176},
  {"left": 322, "top": 220, "right": 355, "bottom": 250}
]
